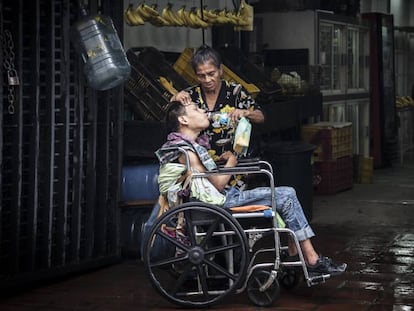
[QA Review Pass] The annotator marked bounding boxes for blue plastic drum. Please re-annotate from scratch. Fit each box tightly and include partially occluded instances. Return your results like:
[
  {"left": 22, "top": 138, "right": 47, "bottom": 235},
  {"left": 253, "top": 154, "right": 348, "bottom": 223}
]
[{"left": 121, "top": 164, "right": 160, "bottom": 202}]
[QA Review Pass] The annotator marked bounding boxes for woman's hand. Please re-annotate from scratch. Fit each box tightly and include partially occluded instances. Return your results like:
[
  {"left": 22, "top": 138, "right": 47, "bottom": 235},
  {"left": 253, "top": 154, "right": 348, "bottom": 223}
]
[
  {"left": 171, "top": 90, "right": 192, "bottom": 105},
  {"left": 228, "top": 108, "right": 250, "bottom": 122}
]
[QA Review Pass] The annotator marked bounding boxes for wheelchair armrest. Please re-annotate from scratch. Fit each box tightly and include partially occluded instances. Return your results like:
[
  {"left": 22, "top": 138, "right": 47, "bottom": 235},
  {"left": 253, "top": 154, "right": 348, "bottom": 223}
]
[
  {"left": 238, "top": 157, "right": 261, "bottom": 164},
  {"left": 217, "top": 158, "right": 273, "bottom": 175},
  {"left": 217, "top": 166, "right": 262, "bottom": 174},
  {"left": 216, "top": 157, "right": 261, "bottom": 167},
  {"left": 195, "top": 165, "right": 262, "bottom": 178}
]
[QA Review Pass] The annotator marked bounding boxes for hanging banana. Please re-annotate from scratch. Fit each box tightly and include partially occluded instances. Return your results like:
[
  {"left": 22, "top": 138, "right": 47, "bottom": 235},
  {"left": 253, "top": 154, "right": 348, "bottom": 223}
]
[
  {"left": 177, "top": 5, "right": 198, "bottom": 28},
  {"left": 189, "top": 7, "right": 210, "bottom": 29},
  {"left": 161, "top": 3, "right": 183, "bottom": 26},
  {"left": 138, "top": 3, "right": 170, "bottom": 27},
  {"left": 214, "top": 9, "right": 232, "bottom": 25},
  {"left": 235, "top": 0, "right": 254, "bottom": 31},
  {"left": 197, "top": 7, "right": 217, "bottom": 24},
  {"left": 124, "top": 3, "right": 145, "bottom": 26},
  {"left": 227, "top": 10, "right": 249, "bottom": 26},
  {"left": 135, "top": 3, "right": 159, "bottom": 22}
]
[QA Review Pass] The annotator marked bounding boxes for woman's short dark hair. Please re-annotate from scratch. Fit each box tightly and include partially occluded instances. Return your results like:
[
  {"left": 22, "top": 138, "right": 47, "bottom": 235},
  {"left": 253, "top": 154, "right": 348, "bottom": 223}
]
[
  {"left": 165, "top": 101, "right": 186, "bottom": 133},
  {"left": 191, "top": 44, "right": 222, "bottom": 71}
]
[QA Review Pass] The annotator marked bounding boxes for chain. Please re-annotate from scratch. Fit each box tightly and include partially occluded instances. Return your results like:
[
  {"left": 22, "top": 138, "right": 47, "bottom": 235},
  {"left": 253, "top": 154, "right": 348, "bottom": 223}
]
[{"left": 2, "top": 29, "right": 19, "bottom": 114}]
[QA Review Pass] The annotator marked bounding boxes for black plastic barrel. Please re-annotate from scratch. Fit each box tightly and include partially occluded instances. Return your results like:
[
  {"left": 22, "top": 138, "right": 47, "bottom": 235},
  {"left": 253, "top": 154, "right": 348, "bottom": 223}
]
[
  {"left": 121, "top": 207, "right": 152, "bottom": 259},
  {"left": 263, "top": 141, "right": 315, "bottom": 221}
]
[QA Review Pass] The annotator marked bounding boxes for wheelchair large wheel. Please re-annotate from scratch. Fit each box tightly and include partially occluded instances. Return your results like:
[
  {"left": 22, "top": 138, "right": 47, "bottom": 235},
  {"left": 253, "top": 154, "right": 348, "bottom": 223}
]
[
  {"left": 142, "top": 202, "right": 249, "bottom": 308},
  {"left": 247, "top": 269, "right": 280, "bottom": 307}
]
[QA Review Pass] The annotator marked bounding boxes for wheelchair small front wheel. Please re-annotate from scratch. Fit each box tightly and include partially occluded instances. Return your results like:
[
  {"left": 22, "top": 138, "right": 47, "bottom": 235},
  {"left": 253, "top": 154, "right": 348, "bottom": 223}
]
[
  {"left": 279, "top": 267, "right": 300, "bottom": 290},
  {"left": 247, "top": 269, "right": 280, "bottom": 307}
]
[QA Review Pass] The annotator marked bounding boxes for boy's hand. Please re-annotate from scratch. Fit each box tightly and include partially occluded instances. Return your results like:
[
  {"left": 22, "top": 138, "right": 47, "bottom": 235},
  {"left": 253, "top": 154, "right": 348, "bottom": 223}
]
[{"left": 219, "top": 151, "right": 238, "bottom": 167}]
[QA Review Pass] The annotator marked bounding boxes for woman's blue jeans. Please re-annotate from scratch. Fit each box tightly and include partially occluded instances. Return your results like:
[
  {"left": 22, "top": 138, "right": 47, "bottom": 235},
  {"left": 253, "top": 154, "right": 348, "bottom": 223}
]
[{"left": 223, "top": 186, "right": 315, "bottom": 242}]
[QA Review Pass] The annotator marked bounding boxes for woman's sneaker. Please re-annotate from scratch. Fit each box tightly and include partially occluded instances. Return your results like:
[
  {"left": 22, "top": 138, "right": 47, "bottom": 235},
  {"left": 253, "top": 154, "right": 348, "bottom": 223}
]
[{"left": 306, "top": 256, "right": 347, "bottom": 276}]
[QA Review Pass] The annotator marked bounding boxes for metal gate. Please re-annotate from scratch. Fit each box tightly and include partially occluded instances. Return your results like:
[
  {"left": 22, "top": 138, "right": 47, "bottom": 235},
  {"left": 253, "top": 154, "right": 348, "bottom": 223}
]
[{"left": 0, "top": 0, "right": 124, "bottom": 290}]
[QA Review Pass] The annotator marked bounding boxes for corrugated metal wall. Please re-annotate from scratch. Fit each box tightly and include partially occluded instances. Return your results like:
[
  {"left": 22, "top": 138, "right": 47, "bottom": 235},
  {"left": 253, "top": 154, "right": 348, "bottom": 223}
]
[{"left": 0, "top": 0, "right": 124, "bottom": 290}]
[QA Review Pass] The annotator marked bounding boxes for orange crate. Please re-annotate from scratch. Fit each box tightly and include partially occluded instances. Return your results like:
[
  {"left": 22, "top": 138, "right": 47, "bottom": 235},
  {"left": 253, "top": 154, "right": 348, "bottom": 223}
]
[
  {"left": 301, "top": 122, "right": 353, "bottom": 161},
  {"left": 173, "top": 48, "right": 261, "bottom": 98}
]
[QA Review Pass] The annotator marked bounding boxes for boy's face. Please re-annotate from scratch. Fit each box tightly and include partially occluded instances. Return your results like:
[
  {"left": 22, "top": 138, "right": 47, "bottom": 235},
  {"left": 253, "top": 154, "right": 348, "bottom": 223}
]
[
  {"left": 183, "top": 103, "right": 210, "bottom": 131},
  {"left": 195, "top": 61, "right": 222, "bottom": 93}
]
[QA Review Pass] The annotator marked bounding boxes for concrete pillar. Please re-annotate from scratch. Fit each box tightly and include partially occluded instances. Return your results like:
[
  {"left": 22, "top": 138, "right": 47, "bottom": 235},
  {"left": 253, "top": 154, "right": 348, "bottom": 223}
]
[{"left": 391, "top": 0, "right": 410, "bottom": 27}]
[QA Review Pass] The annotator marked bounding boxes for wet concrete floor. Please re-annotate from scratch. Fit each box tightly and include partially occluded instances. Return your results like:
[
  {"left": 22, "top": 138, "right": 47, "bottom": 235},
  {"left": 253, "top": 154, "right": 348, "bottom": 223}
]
[{"left": 0, "top": 160, "right": 413, "bottom": 310}]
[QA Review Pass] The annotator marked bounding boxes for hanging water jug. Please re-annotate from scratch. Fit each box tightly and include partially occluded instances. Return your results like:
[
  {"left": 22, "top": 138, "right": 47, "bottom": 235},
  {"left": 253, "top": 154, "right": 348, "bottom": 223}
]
[{"left": 71, "top": 7, "right": 131, "bottom": 90}]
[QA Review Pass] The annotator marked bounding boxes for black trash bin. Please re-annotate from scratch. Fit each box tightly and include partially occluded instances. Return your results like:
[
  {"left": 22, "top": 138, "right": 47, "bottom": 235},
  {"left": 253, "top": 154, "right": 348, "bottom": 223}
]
[{"left": 263, "top": 141, "right": 316, "bottom": 221}]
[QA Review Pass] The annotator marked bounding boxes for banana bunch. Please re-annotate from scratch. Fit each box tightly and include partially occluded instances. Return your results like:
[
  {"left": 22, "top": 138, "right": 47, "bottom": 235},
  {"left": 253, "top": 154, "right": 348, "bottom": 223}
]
[
  {"left": 124, "top": 3, "right": 144, "bottom": 26},
  {"left": 136, "top": 3, "right": 169, "bottom": 27},
  {"left": 396, "top": 96, "right": 414, "bottom": 108},
  {"left": 176, "top": 6, "right": 210, "bottom": 29},
  {"left": 176, "top": 6, "right": 193, "bottom": 27},
  {"left": 124, "top": 2, "right": 166, "bottom": 27},
  {"left": 161, "top": 3, "right": 184, "bottom": 26},
  {"left": 159, "top": 76, "right": 178, "bottom": 96},
  {"left": 234, "top": 0, "right": 254, "bottom": 30},
  {"left": 196, "top": 7, "right": 218, "bottom": 24},
  {"left": 189, "top": 7, "right": 210, "bottom": 28},
  {"left": 211, "top": 9, "right": 228, "bottom": 25},
  {"left": 227, "top": 10, "right": 249, "bottom": 26}
]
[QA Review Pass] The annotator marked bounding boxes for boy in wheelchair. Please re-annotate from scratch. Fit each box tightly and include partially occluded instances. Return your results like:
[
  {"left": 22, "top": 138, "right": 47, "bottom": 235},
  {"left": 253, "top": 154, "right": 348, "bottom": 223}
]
[{"left": 156, "top": 100, "right": 347, "bottom": 277}]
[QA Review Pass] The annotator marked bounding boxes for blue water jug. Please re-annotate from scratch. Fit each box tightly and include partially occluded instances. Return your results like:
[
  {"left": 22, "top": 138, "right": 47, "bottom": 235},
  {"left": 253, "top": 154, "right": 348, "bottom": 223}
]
[{"left": 71, "top": 8, "right": 131, "bottom": 90}]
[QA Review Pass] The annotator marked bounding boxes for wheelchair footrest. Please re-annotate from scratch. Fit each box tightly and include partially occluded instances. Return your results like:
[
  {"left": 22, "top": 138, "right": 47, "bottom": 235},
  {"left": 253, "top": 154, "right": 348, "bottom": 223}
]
[{"left": 307, "top": 273, "right": 331, "bottom": 286}]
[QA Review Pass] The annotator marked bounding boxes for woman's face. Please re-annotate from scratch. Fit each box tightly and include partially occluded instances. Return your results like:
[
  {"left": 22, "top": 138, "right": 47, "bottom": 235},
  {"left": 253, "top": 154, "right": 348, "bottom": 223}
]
[{"left": 194, "top": 61, "right": 222, "bottom": 93}]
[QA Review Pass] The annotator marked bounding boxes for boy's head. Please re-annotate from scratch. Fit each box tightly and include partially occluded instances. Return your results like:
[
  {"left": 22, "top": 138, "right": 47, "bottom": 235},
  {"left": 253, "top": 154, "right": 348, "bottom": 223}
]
[
  {"left": 165, "top": 101, "right": 186, "bottom": 133},
  {"left": 165, "top": 101, "right": 209, "bottom": 134}
]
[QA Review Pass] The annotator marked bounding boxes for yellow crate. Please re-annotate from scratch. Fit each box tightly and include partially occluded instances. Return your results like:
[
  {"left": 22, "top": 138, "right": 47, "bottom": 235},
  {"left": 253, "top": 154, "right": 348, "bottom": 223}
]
[
  {"left": 353, "top": 155, "right": 373, "bottom": 184},
  {"left": 301, "top": 122, "right": 353, "bottom": 161},
  {"left": 173, "top": 48, "right": 198, "bottom": 85},
  {"left": 173, "top": 48, "right": 261, "bottom": 98}
]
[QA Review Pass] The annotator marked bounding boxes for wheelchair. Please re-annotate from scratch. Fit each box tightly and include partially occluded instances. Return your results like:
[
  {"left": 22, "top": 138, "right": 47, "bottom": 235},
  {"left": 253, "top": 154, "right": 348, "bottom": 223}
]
[{"left": 141, "top": 147, "right": 330, "bottom": 308}]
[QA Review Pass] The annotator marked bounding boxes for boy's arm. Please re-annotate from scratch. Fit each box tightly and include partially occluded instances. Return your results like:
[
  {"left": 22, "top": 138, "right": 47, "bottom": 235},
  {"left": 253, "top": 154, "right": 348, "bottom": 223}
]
[{"left": 179, "top": 150, "right": 237, "bottom": 192}]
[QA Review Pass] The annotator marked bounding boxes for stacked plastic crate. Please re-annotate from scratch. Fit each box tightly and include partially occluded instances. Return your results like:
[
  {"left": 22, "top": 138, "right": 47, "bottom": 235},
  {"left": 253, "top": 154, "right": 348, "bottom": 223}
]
[
  {"left": 301, "top": 122, "right": 353, "bottom": 194},
  {"left": 124, "top": 47, "right": 190, "bottom": 121}
]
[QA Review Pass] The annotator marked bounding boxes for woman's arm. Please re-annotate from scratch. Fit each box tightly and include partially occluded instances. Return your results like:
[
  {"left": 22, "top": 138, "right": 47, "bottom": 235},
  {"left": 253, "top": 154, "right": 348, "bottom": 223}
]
[
  {"left": 170, "top": 90, "right": 192, "bottom": 105},
  {"left": 229, "top": 108, "right": 265, "bottom": 124}
]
